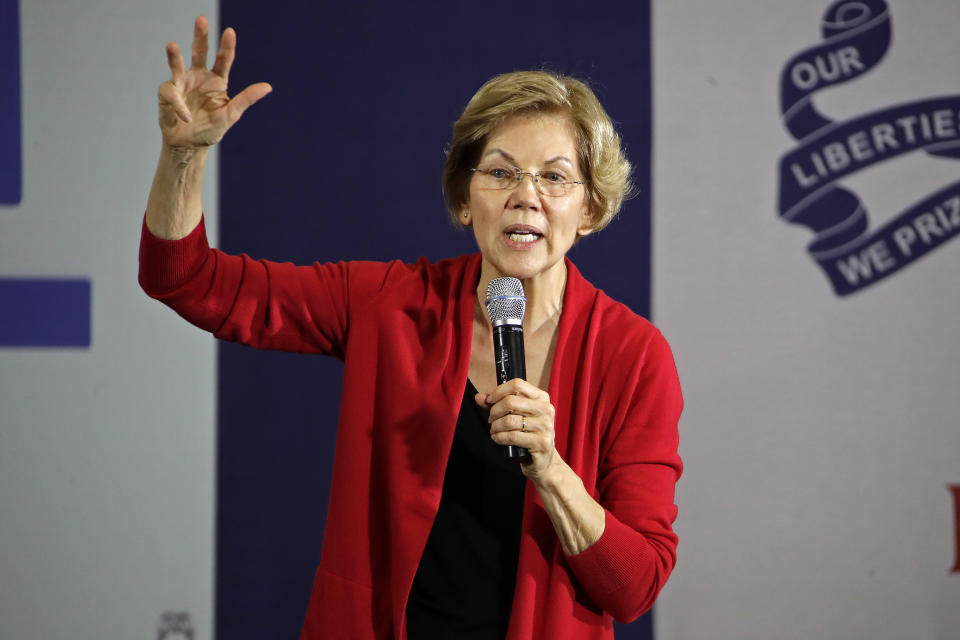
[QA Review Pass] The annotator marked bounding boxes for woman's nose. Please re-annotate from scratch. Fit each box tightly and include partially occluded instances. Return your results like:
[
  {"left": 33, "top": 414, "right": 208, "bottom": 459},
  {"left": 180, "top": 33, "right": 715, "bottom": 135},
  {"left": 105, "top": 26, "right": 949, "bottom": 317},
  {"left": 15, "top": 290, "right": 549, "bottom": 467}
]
[{"left": 508, "top": 173, "right": 541, "bottom": 208}]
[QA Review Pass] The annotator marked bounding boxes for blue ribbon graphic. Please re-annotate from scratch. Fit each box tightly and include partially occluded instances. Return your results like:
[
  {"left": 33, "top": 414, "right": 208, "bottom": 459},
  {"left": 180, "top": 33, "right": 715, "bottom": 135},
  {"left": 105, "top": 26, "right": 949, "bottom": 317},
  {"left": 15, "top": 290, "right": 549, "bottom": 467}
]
[{"left": 778, "top": 0, "right": 960, "bottom": 295}]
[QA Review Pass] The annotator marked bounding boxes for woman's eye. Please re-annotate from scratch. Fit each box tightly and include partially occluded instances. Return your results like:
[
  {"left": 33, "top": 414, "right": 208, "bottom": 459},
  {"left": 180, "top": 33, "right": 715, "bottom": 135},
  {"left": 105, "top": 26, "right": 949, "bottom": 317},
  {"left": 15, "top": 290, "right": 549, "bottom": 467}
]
[
  {"left": 489, "top": 168, "right": 510, "bottom": 180},
  {"left": 542, "top": 172, "right": 565, "bottom": 183}
]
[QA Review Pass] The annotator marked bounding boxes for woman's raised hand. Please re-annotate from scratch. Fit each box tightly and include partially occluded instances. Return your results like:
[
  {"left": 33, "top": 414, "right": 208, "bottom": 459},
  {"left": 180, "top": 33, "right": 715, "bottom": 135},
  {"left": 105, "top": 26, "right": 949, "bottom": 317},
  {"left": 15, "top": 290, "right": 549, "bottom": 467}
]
[
  {"left": 145, "top": 17, "right": 270, "bottom": 238},
  {"left": 157, "top": 16, "right": 272, "bottom": 149}
]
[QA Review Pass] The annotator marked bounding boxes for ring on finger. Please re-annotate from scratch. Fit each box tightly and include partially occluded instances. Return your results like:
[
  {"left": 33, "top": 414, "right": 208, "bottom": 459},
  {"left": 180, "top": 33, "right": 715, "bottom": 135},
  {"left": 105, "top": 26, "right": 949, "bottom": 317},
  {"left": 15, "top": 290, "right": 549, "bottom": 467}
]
[{"left": 521, "top": 417, "right": 526, "bottom": 432}]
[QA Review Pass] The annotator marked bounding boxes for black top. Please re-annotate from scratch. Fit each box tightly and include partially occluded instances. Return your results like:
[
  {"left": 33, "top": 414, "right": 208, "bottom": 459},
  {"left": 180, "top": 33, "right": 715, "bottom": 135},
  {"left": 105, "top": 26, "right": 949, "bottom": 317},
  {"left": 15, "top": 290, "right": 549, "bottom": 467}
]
[{"left": 405, "top": 379, "right": 527, "bottom": 639}]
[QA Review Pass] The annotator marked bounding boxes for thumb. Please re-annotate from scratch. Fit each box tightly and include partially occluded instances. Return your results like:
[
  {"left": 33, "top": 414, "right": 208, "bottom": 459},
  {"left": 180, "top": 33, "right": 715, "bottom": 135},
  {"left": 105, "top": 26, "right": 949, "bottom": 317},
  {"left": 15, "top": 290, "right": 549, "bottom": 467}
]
[{"left": 226, "top": 82, "right": 273, "bottom": 126}]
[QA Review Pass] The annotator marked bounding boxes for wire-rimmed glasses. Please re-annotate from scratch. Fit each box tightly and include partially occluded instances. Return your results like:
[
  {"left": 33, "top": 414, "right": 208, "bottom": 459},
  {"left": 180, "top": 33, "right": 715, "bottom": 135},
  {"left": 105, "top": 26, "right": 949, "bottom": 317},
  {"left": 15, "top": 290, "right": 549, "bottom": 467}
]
[{"left": 469, "top": 167, "right": 583, "bottom": 197}]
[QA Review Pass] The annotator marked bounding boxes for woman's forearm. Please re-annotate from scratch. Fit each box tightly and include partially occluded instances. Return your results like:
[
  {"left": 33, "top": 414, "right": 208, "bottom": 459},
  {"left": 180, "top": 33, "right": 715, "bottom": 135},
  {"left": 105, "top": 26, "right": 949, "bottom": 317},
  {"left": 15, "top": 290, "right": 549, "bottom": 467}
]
[
  {"left": 145, "top": 145, "right": 209, "bottom": 240},
  {"left": 532, "top": 459, "right": 606, "bottom": 556}
]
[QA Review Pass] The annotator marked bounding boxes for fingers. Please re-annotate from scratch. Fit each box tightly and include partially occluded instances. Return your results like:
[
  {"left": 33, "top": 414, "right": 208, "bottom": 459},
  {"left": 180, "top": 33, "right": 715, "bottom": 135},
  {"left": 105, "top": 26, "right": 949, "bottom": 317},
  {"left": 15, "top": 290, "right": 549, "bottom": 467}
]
[
  {"left": 490, "top": 413, "right": 553, "bottom": 454},
  {"left": 158, "top": 79, "right": 192, "bottom": 123},
  {"left": 483, "top": 379, "right": 555, "bottom": 438},
  {"left": 226, "top": 82, "right": 273, "bottom": 126},
  {"left": 166, "top": 41, "right": 186, "bottom": 84},
  {"left": 211, "top": 27, "right": 237, "bottom": 79},
  {"left": 481, "top": 380, "right": 560, "bottom": 476},
  {"left": 487, "top": 392, "right": 550, "bottom": 424},
  {"left": 487, "top": 378, "right": 548, "bottom": 402},
  {"left": 490, "top": 412, "right": 535, "bottom": 435},
  {"left": 191, "top": 15, "right": 210, "bottom": 70},
  {"left": 483, "top": 378, "right": 549, "bottom": 410}
]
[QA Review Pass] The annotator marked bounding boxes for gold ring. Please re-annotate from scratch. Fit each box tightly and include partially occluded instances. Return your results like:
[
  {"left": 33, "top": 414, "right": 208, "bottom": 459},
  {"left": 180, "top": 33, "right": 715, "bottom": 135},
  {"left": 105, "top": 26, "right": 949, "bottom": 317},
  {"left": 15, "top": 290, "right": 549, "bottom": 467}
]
[{"left": 521, "top": 417, "right": 526, "bottom": 432}]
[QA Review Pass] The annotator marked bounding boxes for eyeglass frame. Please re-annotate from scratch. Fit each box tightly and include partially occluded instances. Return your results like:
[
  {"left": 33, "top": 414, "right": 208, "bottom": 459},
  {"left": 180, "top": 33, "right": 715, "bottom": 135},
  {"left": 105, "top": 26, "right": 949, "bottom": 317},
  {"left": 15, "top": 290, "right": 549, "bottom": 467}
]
[{"left": 468, "top": 167, "right": 584, "bottom": 197}]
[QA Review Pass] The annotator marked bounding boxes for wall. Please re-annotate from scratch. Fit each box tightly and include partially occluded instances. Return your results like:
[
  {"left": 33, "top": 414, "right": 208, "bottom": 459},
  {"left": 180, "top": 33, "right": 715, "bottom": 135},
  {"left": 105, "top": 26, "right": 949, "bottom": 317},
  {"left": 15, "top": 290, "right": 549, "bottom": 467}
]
[
  {"left": 653, "top": 2, "right": 960, "bottom": 638},
  {"left": 0, "top": 2, "right": 217, "bottom": 638}
]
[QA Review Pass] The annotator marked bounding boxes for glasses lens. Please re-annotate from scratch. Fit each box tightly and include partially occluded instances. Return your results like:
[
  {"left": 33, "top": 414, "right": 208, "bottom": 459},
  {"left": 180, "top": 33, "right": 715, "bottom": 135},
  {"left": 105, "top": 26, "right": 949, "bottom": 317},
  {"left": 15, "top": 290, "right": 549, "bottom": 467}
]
[
  {"left": 538, "top": 180, "right": 565, "bottom": 197},
  {"left": 475, "top": 169, "right": 511, "bottom": 190}
]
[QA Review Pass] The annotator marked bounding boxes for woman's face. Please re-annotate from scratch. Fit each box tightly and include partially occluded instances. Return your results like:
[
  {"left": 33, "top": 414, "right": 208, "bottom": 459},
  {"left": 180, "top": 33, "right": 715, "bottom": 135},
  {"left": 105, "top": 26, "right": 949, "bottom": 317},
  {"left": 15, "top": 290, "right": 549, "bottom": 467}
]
[{"left": 464, "top": 113, "right": 593, "bottom": 284}]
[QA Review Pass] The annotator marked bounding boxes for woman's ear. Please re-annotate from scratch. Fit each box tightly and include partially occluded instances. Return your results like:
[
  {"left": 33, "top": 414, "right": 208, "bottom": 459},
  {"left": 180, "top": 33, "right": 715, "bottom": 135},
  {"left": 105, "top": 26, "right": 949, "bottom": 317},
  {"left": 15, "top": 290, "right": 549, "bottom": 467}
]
[
  {"left": 461, "top": 206, "right": 472, "bottom": 226},
  {"left": 577, "top": 208, "right": 595, "bottom": 237}
]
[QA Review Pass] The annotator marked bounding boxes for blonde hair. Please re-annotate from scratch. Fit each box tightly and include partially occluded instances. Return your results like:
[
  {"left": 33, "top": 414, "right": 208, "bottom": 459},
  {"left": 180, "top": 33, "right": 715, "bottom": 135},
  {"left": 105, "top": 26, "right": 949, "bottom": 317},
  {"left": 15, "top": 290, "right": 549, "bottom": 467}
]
[{"left": 442, "top": 70, "right": 634, "bottom": 232}]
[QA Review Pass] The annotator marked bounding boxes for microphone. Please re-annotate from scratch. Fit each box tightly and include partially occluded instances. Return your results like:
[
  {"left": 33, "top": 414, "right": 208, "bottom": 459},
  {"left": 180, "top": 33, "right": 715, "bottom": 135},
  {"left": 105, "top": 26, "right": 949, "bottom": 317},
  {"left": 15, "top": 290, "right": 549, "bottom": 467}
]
[{"left": 485, "top": 277, "right": 532, "bottom": 463}]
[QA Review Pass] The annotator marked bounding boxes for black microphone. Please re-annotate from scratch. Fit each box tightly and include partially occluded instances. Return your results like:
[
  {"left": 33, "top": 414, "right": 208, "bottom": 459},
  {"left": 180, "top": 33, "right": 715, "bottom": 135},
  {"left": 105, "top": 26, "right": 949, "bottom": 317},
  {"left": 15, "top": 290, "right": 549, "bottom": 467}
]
[{"left": 485, "top": 277, "right": 532, "bottom": 463}]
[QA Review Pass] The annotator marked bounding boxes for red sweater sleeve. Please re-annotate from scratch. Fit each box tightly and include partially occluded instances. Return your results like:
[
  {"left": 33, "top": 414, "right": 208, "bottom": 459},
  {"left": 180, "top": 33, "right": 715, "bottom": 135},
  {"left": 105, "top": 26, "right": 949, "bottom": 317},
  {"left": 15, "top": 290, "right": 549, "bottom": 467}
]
[
  {"left": 564, "top": 329, "right": 683, "bottom": 622},
  {"left": 138, "top": 215, "right": 393, "bottom": 357}
]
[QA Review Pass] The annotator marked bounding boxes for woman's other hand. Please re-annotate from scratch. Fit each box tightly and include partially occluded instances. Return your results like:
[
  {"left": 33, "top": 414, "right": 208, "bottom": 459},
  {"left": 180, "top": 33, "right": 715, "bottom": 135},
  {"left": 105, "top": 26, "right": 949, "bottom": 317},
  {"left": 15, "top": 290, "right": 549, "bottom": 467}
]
[
  {"left": 477, "top": 378, "right": 606, "bottom": 555},
  {"left": 477, "top": 378, "right": 560, "bottom": 481},
  {"left": 158, "top": 16, "right": 272, "bottom": 149}
]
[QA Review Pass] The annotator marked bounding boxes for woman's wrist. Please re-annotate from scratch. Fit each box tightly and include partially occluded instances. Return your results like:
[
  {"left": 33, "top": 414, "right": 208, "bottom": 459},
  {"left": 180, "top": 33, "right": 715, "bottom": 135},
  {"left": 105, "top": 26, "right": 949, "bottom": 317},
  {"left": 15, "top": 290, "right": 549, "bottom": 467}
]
[
  {"left": 160, "top": 143, "right": 209, "bottom": 166},
  {"left": 530, "top": 456, "right": 606, "bottom": 555},
  {"left": 146, "top": 145, "right": 209, "bottom": 240},
  {"left": 529, "top": 453, "right": 568, "bottom": 493}
]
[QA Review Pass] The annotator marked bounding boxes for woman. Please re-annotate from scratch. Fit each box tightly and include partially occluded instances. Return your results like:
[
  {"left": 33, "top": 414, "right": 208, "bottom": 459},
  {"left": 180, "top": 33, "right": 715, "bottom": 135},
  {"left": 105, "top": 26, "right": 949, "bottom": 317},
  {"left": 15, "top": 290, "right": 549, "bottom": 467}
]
[{"left": 140, "top": 16, "right": 682, "bottom": 640}]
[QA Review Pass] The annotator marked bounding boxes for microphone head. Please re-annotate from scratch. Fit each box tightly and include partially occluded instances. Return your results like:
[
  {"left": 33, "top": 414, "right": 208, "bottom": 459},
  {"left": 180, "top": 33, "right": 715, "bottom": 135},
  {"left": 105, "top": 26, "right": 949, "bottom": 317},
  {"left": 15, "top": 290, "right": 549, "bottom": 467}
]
[{"left": 485, "top": 277, "right": 526, "bottom": 327}]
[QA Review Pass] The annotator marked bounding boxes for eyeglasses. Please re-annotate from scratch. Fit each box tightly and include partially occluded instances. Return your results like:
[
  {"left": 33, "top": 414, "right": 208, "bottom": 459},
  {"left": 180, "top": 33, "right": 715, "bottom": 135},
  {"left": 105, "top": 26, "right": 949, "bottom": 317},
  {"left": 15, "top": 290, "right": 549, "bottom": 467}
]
[{"left": 469, "top": 167, "right": 583, "bottom": 197}]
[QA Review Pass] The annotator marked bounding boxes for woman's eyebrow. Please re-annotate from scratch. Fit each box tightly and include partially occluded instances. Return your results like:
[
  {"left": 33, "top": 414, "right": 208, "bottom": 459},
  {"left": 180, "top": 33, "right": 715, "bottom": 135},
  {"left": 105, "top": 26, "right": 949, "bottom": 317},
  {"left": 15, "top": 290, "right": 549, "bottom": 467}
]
[
  {"left": 543, "top": 156, "right": 574, "bottom": 168},
  {"left": 480, "top": 148, "right": 519, "bottom": 165},
  {"left": 481, "top": 149, "right": 575, "bottom": 169}
]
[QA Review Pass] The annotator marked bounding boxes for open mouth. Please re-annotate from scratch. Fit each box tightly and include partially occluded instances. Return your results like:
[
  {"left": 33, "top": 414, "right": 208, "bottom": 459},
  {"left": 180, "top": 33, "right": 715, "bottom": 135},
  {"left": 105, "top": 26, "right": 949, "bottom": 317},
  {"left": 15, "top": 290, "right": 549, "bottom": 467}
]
[
  {"left": 507, "top": 231, "right": 541, "bottom": 243},
  {"left": 504, "top": 225, "right": 543, "bottom": 244}
]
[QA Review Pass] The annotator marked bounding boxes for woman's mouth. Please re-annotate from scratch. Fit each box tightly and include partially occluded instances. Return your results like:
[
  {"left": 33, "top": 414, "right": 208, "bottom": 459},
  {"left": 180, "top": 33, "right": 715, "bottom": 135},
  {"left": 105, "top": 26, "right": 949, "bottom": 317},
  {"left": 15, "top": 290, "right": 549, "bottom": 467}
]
[
  {"left": 503, "top": 225, "right": 543, "bottom": 248},
  {"left": 507, "top": 231, "right": 540, "bottom": 243}
]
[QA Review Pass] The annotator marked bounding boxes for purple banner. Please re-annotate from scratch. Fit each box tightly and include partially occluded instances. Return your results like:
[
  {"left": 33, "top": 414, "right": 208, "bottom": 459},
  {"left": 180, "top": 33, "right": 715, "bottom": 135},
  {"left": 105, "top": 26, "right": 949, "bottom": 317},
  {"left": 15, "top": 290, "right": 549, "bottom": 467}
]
[
  {"left": 0, "top": 0, "right": 21, "bottom": 205},
  {"left": 0, "top": 279, "right": 91, "bottom": 347}
]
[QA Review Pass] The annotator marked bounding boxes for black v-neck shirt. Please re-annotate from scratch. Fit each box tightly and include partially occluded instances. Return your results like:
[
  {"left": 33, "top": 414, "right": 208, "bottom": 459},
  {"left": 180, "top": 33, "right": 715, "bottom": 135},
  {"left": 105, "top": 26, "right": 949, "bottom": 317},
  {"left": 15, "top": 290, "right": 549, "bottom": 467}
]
[{"left": 405, "top": 379, "right": 527, "bottom": 639}]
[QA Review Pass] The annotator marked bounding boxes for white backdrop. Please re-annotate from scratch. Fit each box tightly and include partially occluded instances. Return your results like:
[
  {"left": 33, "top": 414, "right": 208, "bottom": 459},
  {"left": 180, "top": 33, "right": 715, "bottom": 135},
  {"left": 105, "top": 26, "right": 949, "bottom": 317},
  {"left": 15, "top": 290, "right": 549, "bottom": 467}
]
[
  {"left": 0, "top": 2, "right": 217, "bottom": 638},
  {"left": 653, "top": 2, "right": 960, "bottom": 639}
]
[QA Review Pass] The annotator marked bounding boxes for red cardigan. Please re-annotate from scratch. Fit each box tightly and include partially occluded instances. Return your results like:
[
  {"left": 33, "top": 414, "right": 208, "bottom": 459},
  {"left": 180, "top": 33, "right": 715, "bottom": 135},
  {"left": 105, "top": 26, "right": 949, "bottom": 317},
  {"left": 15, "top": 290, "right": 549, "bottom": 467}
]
[{"left": 139, "top": 217, "right": 683, "bottom": 640}]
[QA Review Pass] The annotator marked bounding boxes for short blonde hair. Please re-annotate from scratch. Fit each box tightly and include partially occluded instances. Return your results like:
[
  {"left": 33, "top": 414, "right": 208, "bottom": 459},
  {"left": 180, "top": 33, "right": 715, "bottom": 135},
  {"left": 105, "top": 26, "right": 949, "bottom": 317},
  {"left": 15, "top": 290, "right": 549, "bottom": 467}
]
[{"left": 442, "top": 70, "right": 633, "bottom": 232}]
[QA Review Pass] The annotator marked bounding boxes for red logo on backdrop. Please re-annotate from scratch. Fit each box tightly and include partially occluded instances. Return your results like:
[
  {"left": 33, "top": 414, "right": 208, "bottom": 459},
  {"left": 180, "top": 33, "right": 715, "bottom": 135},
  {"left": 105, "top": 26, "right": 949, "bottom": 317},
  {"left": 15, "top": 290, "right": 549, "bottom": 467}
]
[{"left": 950, "top": 485, "right": 960, "bottom": 574}]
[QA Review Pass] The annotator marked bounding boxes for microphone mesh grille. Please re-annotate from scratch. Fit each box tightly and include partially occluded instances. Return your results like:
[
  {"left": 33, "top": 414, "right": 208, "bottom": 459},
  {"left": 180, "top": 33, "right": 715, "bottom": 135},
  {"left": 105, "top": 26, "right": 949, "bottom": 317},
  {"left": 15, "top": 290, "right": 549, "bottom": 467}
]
[{"left": 485, "top": 277, "right": 526, "bottom": 323}]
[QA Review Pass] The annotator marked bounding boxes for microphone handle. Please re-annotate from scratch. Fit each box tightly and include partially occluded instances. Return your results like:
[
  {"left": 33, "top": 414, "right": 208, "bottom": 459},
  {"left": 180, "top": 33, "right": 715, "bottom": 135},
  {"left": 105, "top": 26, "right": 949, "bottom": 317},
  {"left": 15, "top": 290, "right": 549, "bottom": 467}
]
[{"left": 492, "top": 324, "right": 532, "bottom": 463}]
